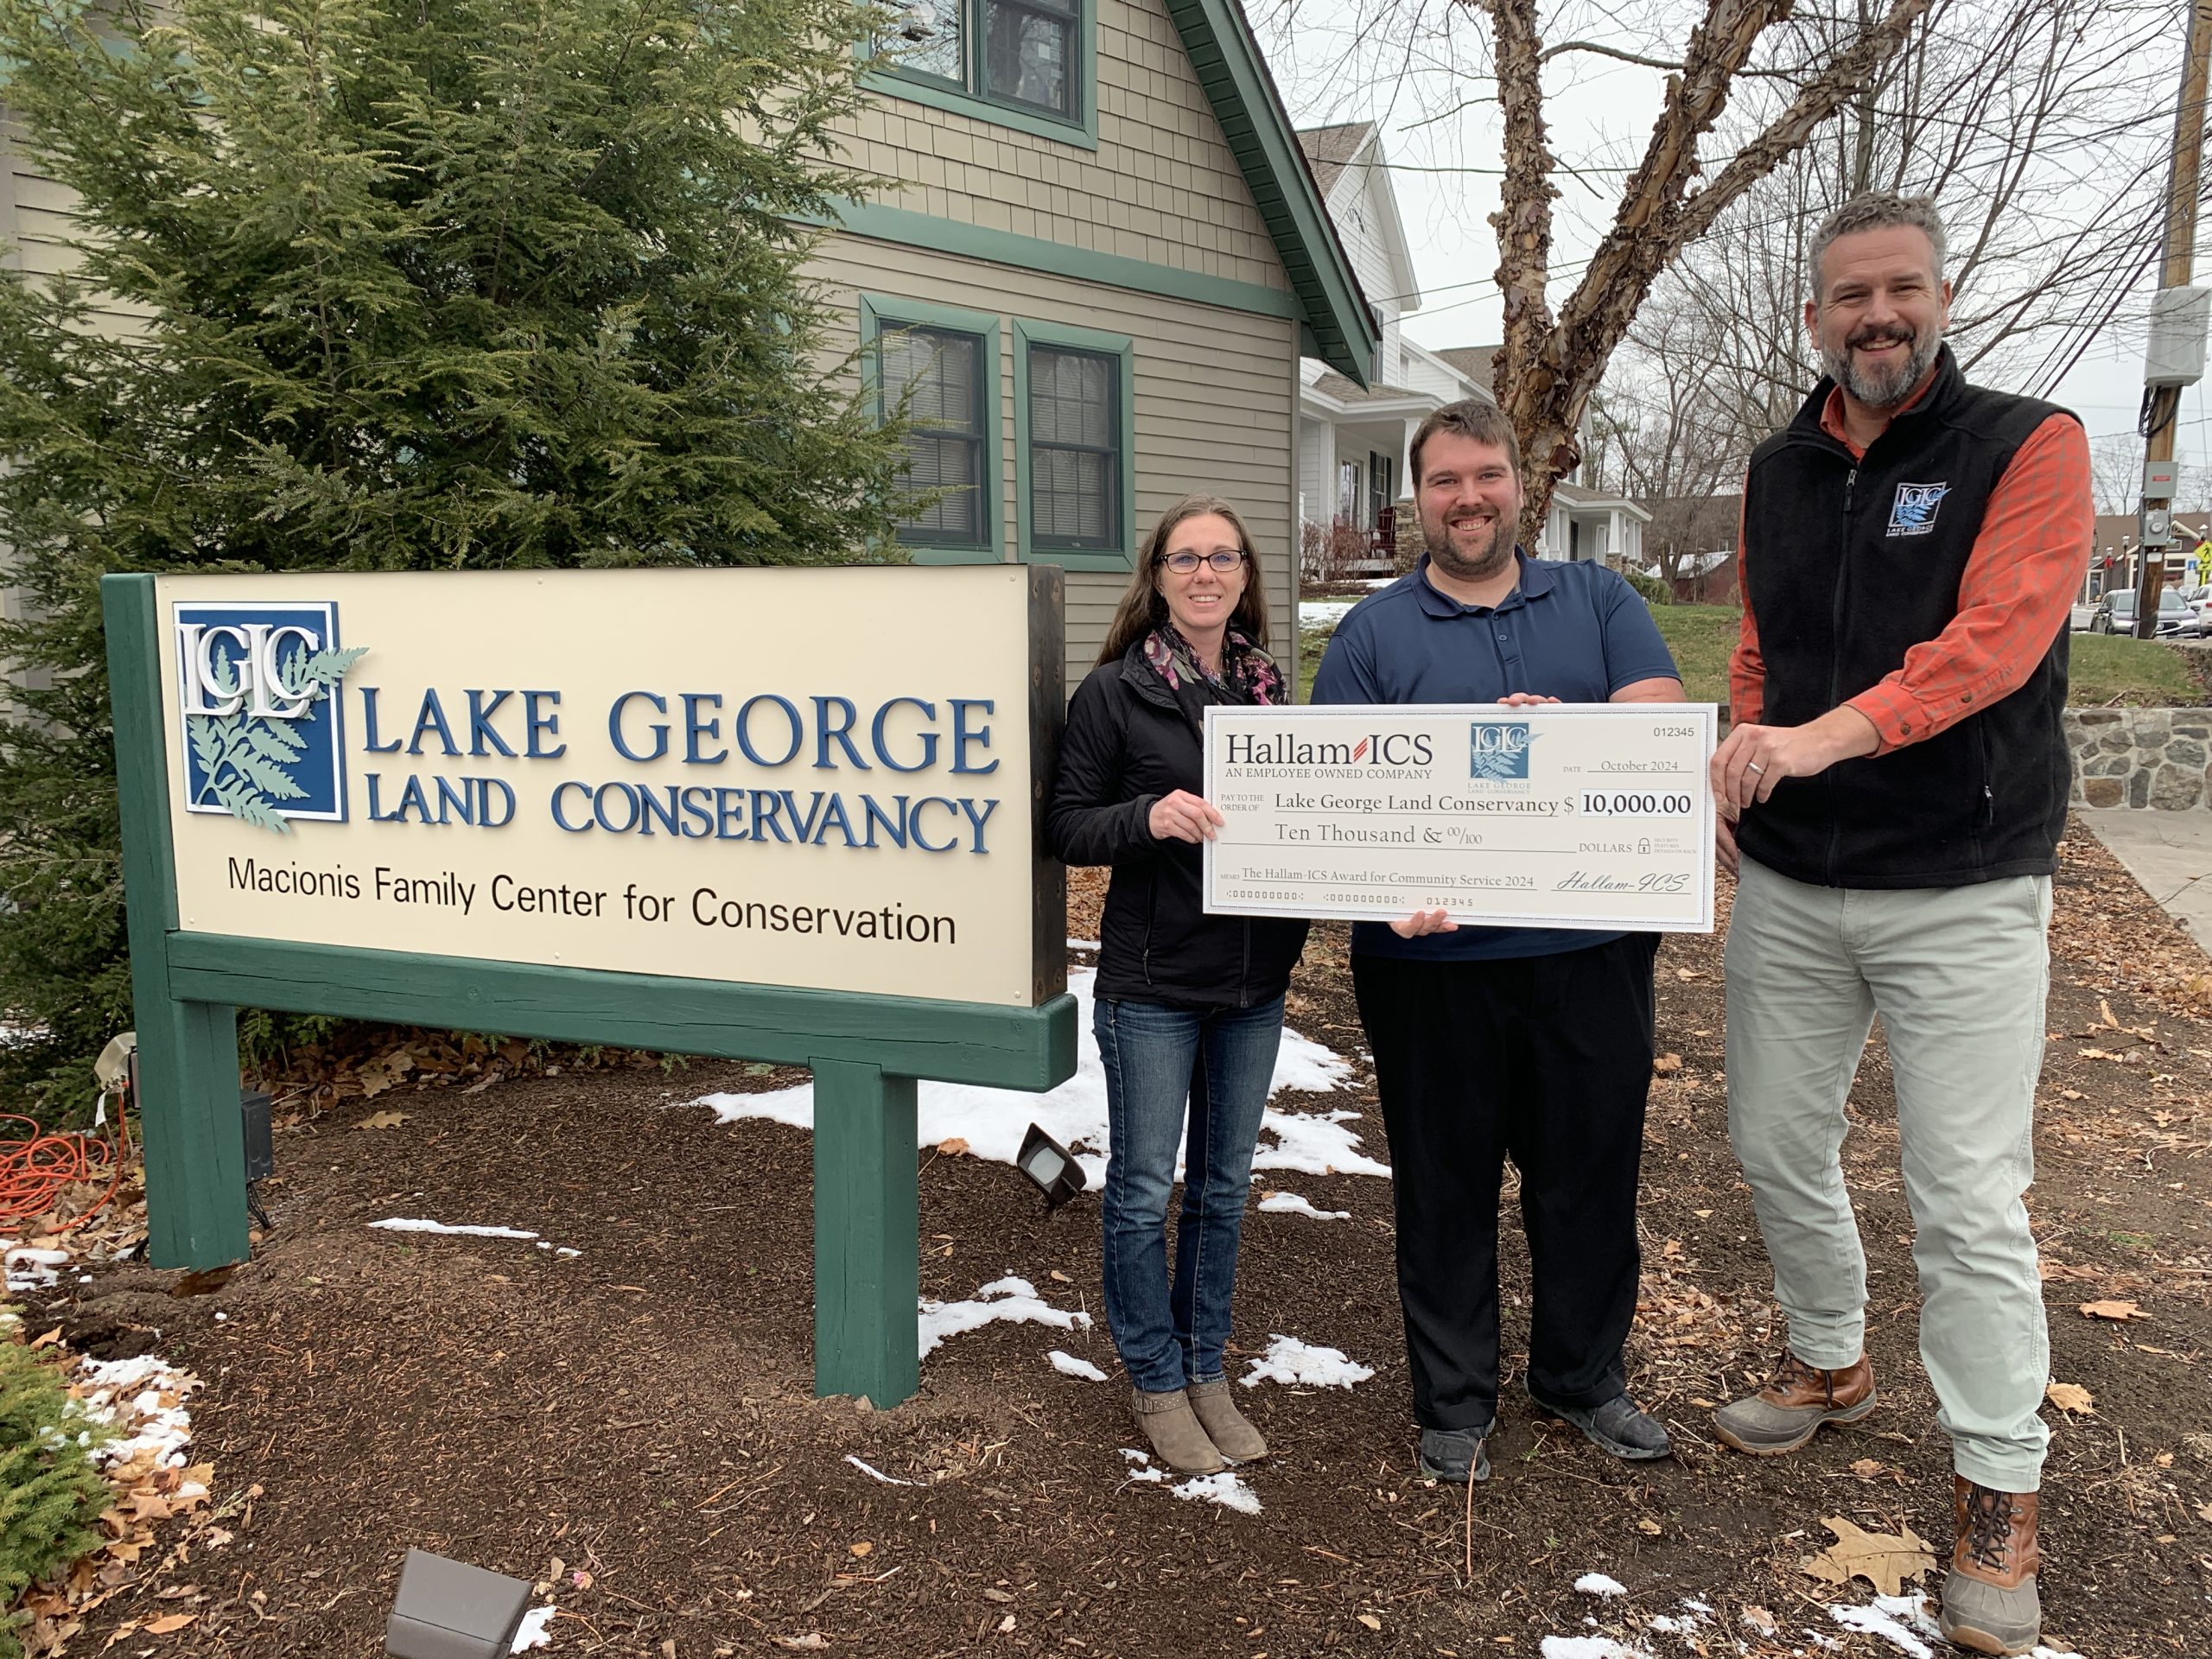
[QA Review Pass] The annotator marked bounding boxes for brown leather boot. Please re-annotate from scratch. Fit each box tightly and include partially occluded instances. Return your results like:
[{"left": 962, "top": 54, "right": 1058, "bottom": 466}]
[
  {"left": 1939, "top": 1478, "right": 2042, "bottom": 1656},
  {"left": 1712, "top": 1351, "right": 1877, "bottom": 1455}
]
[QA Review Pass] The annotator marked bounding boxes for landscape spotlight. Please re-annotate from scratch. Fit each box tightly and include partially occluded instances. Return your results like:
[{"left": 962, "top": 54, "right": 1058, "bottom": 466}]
[
  {"left": 385, "top": 1548, "right": 531, "bottom": 1659},
  {"left": 1015, "top": 1123, "right": 1087, "bottom": 1211}
]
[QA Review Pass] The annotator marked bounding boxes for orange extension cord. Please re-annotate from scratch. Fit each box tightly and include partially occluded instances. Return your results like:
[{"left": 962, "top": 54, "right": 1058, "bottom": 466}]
[{"left": 0, "top": 1096, "right": 130, "bottom": 1234}]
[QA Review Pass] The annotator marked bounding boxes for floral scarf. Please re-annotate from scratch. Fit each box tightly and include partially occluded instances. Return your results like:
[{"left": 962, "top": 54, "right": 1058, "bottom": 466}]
[{"left": 1141, "top": 623, "right": 1285, "bottom": 708}]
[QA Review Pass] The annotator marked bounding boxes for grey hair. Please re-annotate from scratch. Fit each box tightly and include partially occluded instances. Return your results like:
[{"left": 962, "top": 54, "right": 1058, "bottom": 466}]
[{"left": 1808, "top": 194, "right": 1947, "bottom": 298}]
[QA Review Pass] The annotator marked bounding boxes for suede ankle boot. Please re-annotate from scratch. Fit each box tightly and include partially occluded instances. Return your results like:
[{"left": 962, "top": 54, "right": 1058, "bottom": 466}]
[
  {"left": 1186, "top": 1378, "right": 1267, "bottom": 1462},
  {"left": 1130, "top": 1387, "right": 1224, "bottom": 1475}
]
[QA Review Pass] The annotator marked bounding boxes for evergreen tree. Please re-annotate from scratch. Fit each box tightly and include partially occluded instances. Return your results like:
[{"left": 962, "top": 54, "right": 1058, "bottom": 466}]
[{"left": 0, "top": 0, "right": 914, "bottom": 1111}]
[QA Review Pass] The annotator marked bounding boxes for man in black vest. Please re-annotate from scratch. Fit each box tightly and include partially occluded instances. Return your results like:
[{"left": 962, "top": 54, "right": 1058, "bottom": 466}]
[{"left": 1707, "top": 194, "right": 2091, "bottom": 1657}]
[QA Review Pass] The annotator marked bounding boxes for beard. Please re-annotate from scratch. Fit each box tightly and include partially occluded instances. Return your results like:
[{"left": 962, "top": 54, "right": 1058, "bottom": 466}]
[
  {"left": 1423, "top": 510, "right": 1516, "bottom": 583},
  {"left": 1821, "top": 322, "right": 1942, "bottom": 410}
]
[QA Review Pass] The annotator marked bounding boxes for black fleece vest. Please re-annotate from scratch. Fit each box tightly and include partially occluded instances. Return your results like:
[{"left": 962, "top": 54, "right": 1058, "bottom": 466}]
[{"left": 1737, "top": 347, "right": 2074, "bottom": 890}]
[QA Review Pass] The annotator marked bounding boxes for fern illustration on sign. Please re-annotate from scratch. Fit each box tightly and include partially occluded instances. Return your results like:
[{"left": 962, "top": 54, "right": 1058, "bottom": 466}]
[
  {"left": 186, "top": 641, "right": 367, "bottom": 833},
  {"left": 1468, "top": 722, "right": 1535, "bottom": 782}
]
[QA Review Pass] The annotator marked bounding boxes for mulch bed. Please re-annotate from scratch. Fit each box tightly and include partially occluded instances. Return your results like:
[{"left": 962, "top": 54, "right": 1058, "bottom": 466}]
[{"left": 26, "top": 823, "right": 2212, "bottom": 1657}]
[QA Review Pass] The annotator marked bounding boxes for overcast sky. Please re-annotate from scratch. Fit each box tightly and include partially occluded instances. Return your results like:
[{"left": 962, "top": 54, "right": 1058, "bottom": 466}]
[{"left": 1253, "top": 0, "right": 2201, "bottom": 492}]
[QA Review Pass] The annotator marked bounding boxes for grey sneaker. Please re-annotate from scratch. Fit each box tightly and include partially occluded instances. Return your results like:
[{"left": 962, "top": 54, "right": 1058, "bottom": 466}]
[
  {"left": 1417, "top": 1423, "right": 1492, "bottom": 1484},
  {"left": 1529, "top": 1389, "right": 1672, "bottom": 1459}
]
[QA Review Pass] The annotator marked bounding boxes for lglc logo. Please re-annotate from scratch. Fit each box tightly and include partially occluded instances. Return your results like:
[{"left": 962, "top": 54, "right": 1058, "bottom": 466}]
[
  {"left": 175, "top": 602, "right": 365, "bottom": 831},
  {"left": 1469, "top": 721, "right": 1534, "bottom": 780}
]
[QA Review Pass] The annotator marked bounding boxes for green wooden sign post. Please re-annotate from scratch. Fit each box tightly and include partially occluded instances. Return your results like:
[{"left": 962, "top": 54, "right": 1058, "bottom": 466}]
[{"left": 103, "top": 572, "right": 1077, "bottom": 1408}]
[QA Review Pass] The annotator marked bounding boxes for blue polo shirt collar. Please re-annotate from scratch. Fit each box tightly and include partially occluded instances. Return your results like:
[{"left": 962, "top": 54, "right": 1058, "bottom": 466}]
[{"left": 1411, "top": 548, "right": 1551, "bottom": 617}]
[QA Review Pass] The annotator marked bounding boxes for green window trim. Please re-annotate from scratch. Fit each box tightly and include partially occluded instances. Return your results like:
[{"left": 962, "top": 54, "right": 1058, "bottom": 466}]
[
  {"left": 1013, "top": 318, "right": 1135, "bottom": 573},
  {"left": 860, "top": 294, "right": 1005, "bottom": 566},
  {"left": 862, "top": 0, "right": 1099, "bottom": 152}
]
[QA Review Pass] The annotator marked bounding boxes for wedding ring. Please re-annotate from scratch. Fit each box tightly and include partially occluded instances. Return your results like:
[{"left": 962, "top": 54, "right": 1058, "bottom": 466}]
[{"left": 1745, "top": 761, "right": 1765, "bottom": 773}]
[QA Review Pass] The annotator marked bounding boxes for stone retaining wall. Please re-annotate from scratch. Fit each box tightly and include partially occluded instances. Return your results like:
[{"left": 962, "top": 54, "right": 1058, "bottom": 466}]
[{"left": 2067, "top": 708, "right": 2212, "bottom": 810}]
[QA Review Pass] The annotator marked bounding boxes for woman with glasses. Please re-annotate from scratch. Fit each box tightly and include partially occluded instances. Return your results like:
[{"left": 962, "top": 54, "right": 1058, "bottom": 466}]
[{"left": 1047, "top": 494, "right": 1309, "bottom": 1474}]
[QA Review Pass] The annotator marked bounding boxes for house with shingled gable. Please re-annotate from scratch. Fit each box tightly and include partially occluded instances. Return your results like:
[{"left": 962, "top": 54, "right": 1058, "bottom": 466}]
[
  {"left": 1285, "top": 127, "right": 1648, "bottom": 575},
  {"left": 812, "top": 0, "right": 1382, "bottom": 685}
]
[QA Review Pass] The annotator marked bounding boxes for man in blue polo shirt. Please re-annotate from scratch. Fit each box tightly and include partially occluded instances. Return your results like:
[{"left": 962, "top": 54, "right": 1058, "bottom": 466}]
[{"left": 1312, "top": 397, "right": 1683, "bottom": 1484}]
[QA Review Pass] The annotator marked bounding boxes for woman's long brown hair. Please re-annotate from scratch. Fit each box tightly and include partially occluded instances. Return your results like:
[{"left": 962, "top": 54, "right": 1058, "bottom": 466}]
[{"left": 1095, "top": 495, "right": 1273, "bottom": 667}]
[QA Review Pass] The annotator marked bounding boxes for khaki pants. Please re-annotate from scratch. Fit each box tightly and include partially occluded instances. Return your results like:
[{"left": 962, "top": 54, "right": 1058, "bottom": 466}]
[{"left": 1724, "top": 855, "right": 2052, "bottom": 1491}]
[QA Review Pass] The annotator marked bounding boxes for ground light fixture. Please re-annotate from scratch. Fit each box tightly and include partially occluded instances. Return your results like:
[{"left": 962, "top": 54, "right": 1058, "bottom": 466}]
[
  {"left": 1016, "top": 1122, "right": 1088, "bottom": 1210},
  {"left": 385, "top": 1548, "right": 531, "bottom": 1659}
]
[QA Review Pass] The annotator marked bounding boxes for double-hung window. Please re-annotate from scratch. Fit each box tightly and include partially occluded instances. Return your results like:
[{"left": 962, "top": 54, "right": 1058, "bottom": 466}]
[
  {"left": 863, "top": 297, "right": 1001, "bottom": 563},
  {"left": 1014, "top": 320, "right": 1134, "bottom": 569},
  {"left": 874, "top": 0, "right": 1094, "bottom": 146}
]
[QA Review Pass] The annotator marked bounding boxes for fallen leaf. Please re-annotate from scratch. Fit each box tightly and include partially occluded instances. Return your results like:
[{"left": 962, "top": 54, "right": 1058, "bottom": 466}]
[
  {"left": 1049, "top": 1269, "right": 1071, "bottom": 1283},
  {"left": 2046, "top": 1381, "right": 2095, "bottom": 1414},
  {"left": 1652, "top": 1052, "right": 1683, "bottom": 1076},
  {"left": 355, "top": 1110, "right": 407, "bottom": 1130},
  {"left": 2060, "top": 1089, "right": 2084, "bottom": 1102},
  {"left": 2079, "top": 1300, "right": 2145, "bottom": 1321},
  {"left": 1800, "top": 1517, "right": 1936, "bottom": 1598},
  {"left": 1356, "top": 1613, "right": 1382, "bottom": 1630},
  {"left": 1850, "top": 1458, "right": 1885, "bottom": 1478},
  {"left": 849, "top": 1541, "right": 872, "bottom": 1558},
  {"left": 1637, "top": 1517, "right": 1662, "bottom": 1535},
  {"left": 2197, "top": 1501, "right": 2212, "bottom": 1523},
  {"left": 1742, "top": 1606, "right": 1777, "bottom": 1636},
  {"left": 2099, "top": 998, "right": 2120, "bottom": 1028},
  {"left": 144, "top": 1615, "right": 197, "bottom": 1636},
  {"left": 997, "top": 1615, "right": 1016, "bottom": 1634},
  {"left": 1675, "top": 968, "right": 1707, "bottom": 980},
  {"left": 936, "top": 1137, "right": 969, "bottom": 1156},
  {"left": 30, "top": 1327, "right": 61, "bottom": 1349}
]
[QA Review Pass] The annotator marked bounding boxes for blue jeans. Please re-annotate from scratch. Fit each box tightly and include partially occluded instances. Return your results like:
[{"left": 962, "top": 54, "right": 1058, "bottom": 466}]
[{"left": 1093, "top": 995, "right": 1285, "bottom": 1394}]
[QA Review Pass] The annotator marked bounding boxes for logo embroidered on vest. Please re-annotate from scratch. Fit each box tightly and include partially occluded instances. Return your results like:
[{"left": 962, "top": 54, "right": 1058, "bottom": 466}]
[{"left": 1887, "top": 481, "right": 1948, "bottom": 537}]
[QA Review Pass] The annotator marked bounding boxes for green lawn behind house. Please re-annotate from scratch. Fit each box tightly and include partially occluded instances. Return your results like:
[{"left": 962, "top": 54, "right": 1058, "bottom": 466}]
[{"left": 1294, "top": 597, "right": 2209, "bottom": 709}]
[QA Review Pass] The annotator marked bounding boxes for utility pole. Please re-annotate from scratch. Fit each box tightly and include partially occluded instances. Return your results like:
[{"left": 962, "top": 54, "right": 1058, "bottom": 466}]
[{"left": 2133, "top": 0, "right": 2212, "bottom": 638}]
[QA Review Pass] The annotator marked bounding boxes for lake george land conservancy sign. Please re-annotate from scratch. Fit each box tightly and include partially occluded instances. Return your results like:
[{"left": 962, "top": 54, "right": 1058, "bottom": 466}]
[{"left": 156, "top": 567, "right": 1062, "bottom": 1007}]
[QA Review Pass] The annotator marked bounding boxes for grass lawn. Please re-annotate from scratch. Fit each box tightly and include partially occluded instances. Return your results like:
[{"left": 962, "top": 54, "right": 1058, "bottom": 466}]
[{"left": 1295, "top": 595, "right": 2209, "bottom": 709}]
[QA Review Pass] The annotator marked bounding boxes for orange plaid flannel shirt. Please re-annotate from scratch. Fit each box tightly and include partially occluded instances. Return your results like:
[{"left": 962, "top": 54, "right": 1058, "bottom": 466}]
[{"left": 1730, "top": 386, "right": 2093, "bottom": 753}]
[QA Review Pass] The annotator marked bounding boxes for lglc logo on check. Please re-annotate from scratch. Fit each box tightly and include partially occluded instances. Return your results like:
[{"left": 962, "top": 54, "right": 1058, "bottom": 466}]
[{"left": 1469, "top": 721, "right": 1534, "bottom": 781}]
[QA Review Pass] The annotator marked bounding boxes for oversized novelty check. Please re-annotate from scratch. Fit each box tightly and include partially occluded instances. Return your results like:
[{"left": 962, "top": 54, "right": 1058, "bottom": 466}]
[{"left": 1201, "top": 704, "right": 1716, "bottom": 932}]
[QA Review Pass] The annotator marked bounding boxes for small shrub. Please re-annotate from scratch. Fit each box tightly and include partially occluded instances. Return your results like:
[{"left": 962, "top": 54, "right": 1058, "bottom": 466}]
[
  {"left": 0, "top": 1334, "right": 111, "bottom": 1656},
  {"left": 1623, "top": 568, "right": 1674, "bottom": 607}
]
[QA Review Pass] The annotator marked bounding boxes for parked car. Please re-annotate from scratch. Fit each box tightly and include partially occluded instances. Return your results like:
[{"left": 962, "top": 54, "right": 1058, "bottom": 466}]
[{"left": 2089, "top": 589, "right": 2202, "bottom": 639}]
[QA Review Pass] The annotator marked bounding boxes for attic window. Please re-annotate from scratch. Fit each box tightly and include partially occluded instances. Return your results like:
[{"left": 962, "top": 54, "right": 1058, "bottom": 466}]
[{"left": 877, "top": 0, "right": 1084, "bottom": 132}]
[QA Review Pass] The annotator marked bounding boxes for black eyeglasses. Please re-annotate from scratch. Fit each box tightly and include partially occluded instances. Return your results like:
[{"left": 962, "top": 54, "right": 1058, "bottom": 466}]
[{"left": 1159, "top": 550, "right": 1243, "bottom": 574}]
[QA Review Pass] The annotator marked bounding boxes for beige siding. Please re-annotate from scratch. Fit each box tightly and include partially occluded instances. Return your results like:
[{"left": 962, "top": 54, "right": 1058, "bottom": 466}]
[
  {"left": 837, "top": 0, "right": 1287, "bottom": 295},
  {"left": 810, "top": 235, "right": 1299, "bottom": 689}
]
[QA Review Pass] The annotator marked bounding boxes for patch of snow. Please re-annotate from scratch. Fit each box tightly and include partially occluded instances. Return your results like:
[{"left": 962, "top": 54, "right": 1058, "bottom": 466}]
[
  {"left": 1645, "top": 1614, "right": 1694, "bottom": 1635},
  {"left": 1066, "top": 938, "right": 1099, "bottom": 950},
  {"left": 73, "top": 1355, "right": 198, "bottom": 1470},
  {"left": 1124, "top": 1465, "right": 1167, "bottom": 1484},
  {"left": 690, "top": 970, "right": 1373, "bottom": 1190},
  {"left": 918, "top": 1276, "right": 1092, "bottom": 1359},
  {"left": 511, "top": 1604, "right": 556, "bottom": 1651},
  {"left": 1680, "top": 1599, "right": 1713, "bottom": 1615},
  {"left": 1119, "top": 1448, "right": 1148, "bottom": 1461},
  {"left": 844, "top": 1454, "right": 917, "bottom": 1486},
  {"left": 3, "top": 1243, "right": 69, "bottom": 1291},
  {"left": 555, "top": 1247, "right": 581, "bottom": 1257},
  {"left": 1299, "top": 599, "right": 1359, "bottom": 629},
  {"left": 1170, "top": 1471, "right": 1262, "bottom": 1515},
  {"left": 1048, "top": 1350, "right": 1108, "bottom": 1382},
  {"left": 1541, "top": 1639, "right": 1651, "bottom": 1659},
  {"left": 1252, "top": 1107, "right": 1389, "bottom": 1179},
  {"left": 1827, "top": 1601, "right": 1931, "bottom": 1658},
  {"left": 1575, "top": 1573, "right": 1629, "bottom": 1599},
  {"left": 1255, "top": 1192, "right": 1350, "bottom": 1221},
  {"left": 1239, "top": 1333, "right": 1373, "bottom": 1389},
  {"left": 369, "top": 1218, "right": 539, "bottom": 1240}
]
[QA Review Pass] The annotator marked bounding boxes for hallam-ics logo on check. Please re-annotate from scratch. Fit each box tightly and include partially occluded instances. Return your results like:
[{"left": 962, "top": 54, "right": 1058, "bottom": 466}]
[{"left": 1469, "top": 721, "right": 1534, "bottom": 781}]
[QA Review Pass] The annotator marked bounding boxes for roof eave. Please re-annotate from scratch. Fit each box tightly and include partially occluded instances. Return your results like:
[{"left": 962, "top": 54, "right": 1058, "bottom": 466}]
[{"left": 1162, "top": 0, "right": 1382, "bottom": 387}]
